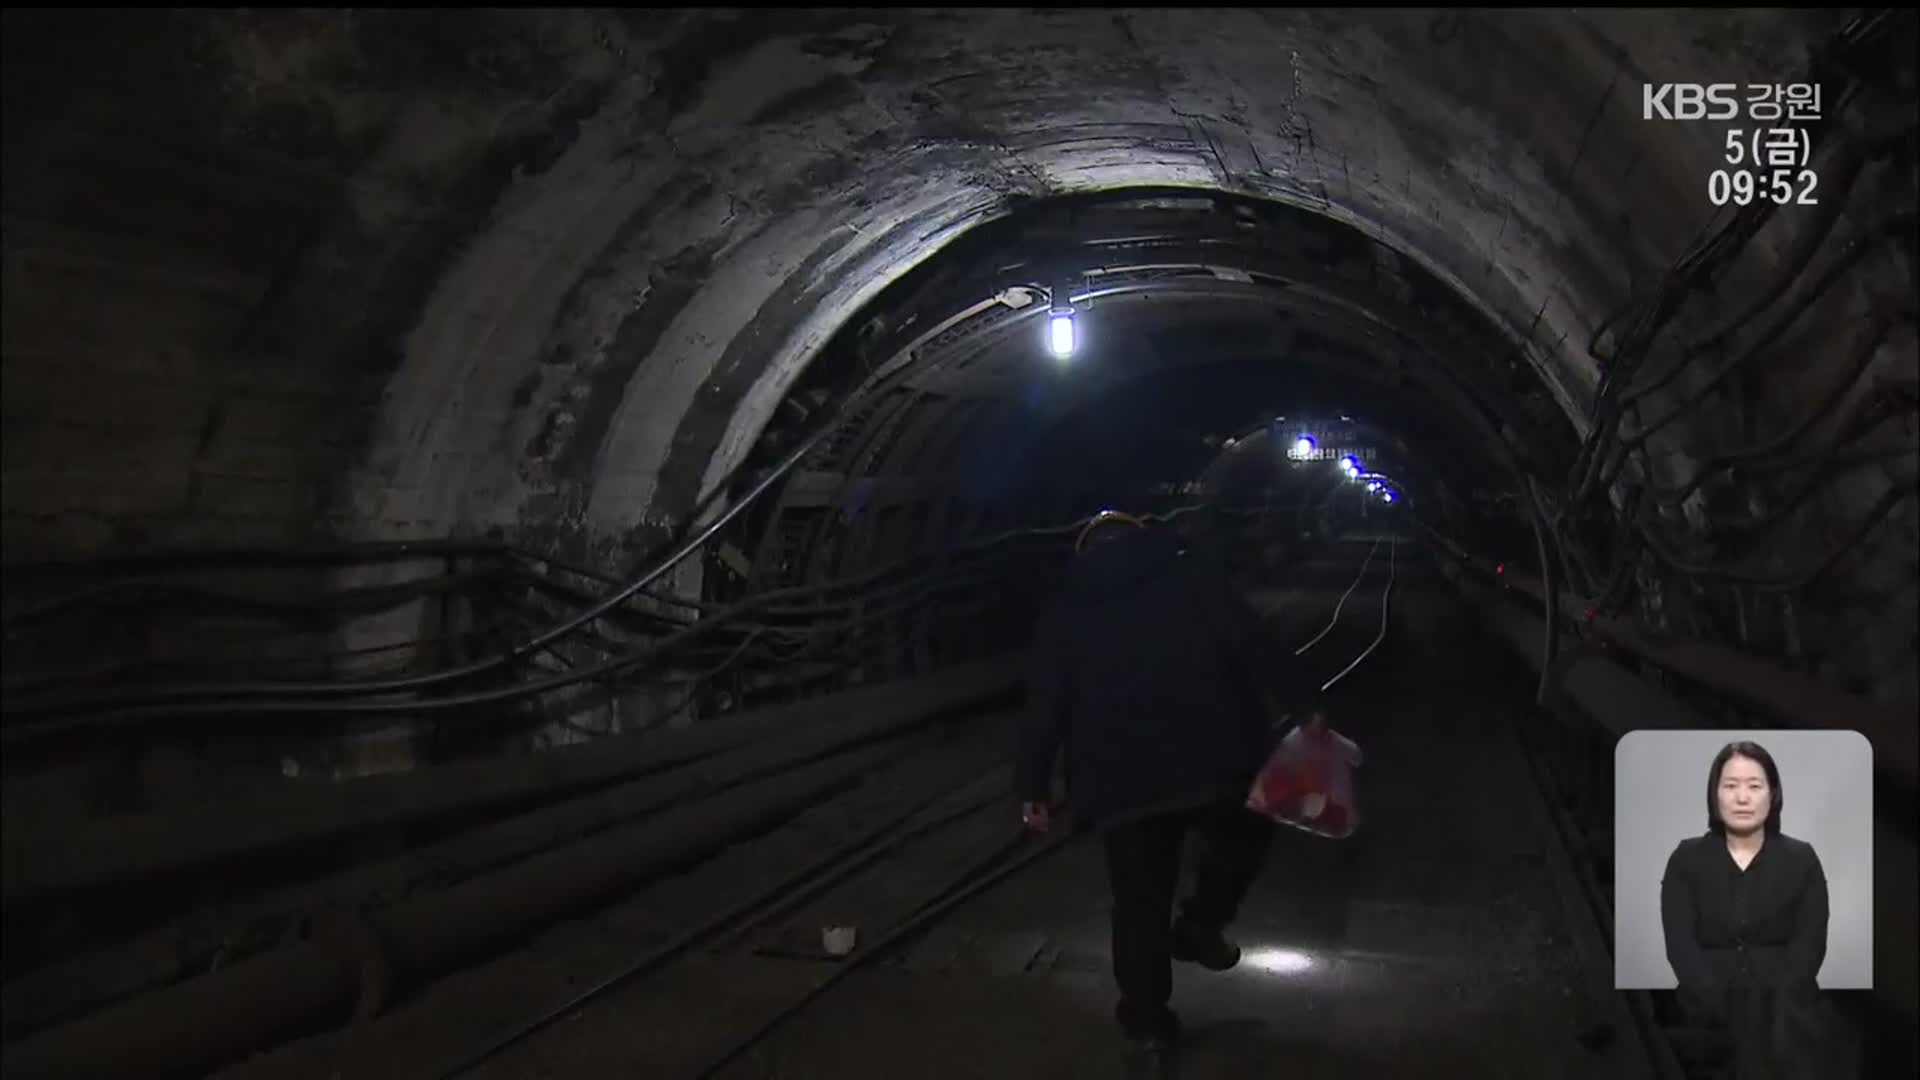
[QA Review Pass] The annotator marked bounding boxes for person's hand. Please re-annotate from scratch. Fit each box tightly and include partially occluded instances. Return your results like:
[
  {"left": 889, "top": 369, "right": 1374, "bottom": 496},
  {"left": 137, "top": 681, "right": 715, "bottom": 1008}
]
[{"left": 1020, "top": 800, "right": 1052, "bottom": 833}]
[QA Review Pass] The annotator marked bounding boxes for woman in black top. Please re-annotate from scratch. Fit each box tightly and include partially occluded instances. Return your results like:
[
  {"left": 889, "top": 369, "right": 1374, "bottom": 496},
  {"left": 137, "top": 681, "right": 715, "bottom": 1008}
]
[{"left": 1660, "top": 740, "right": 1829, "bottom": 990}]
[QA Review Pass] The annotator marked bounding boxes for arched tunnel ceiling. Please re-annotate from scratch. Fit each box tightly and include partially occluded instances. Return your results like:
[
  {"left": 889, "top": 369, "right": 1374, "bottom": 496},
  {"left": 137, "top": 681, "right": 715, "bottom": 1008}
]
[
  {"left": 1, "top": 7, "right": 1860, "bottom": 564},
  {"left": 868, "top": 296, "right": 1506, "bottom": 523},
  {"left": 910, "top": 356, "right": 1468, "bottom": 522},
  {"left": 868, "top": 242, "right": 1531, "bottom": 490}
]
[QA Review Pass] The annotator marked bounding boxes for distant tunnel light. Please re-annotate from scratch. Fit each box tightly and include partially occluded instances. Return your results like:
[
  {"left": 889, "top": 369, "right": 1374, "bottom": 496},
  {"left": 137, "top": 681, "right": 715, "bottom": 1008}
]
[
  {"left": 1047, "top": 312, "right": 1077, "bottom": 359},
  {"left": 1381, "top": 490, "right": 1395, "bottom": 503}
]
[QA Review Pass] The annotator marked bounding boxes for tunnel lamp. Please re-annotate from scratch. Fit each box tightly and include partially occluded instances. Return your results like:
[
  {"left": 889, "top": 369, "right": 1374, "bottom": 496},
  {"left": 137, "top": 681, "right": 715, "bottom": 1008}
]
[
  {"left": 1047, "top": 282, "right": 1077, "bottom": 359},
  {"left": 1292, "top": 435, "right": 1315, "bottom": 458},
  {"left": 1047, "top": 311, "right": 1077, "bottom": 358}
]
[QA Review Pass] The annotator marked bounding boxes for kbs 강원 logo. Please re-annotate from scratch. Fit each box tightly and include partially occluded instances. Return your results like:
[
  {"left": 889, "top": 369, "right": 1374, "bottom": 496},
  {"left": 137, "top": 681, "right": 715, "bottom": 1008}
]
[
  {"left": 1643, "top": 83, "right": 1741, "bottom": 121},
  {"left": 1642, "top": 83, "right": 1824, "bottom": 123}
]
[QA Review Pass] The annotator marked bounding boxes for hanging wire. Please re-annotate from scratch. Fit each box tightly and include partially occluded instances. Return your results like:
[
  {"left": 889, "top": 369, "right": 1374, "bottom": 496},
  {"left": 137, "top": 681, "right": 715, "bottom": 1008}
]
[
  {"left": 1321, "top": 535, "right": 1398, "bottom": 693},
  {"left": 1293, "top": 536, "right": 1383, "bottom": 656},
  {"left": 0, "top": 501, "right": 1213, "bottom": 740}
]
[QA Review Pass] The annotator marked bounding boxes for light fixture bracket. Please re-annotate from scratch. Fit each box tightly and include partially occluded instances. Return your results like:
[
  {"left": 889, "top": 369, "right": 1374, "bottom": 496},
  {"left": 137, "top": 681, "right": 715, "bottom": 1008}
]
[{"left": 1050, "top": 277, "right": 1077, "bottom": 316}]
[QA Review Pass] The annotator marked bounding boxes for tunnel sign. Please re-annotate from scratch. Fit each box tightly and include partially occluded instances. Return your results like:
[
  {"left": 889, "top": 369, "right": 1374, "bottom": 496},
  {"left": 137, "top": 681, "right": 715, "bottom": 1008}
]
[{"left": 1290, "top": 446, "right": 1375, "bottom": 463}]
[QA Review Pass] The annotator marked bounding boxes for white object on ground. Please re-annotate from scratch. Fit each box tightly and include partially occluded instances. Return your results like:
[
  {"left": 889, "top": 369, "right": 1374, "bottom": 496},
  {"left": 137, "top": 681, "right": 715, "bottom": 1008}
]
[{"left": 821, "top": 925, "right": 858, "bottom": 957}]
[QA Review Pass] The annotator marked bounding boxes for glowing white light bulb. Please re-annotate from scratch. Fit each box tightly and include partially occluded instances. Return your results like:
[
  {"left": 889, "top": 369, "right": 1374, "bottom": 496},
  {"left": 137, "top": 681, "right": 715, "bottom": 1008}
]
[{"left": 1048, "top": 313, "right": 1076, "bottom": 358}]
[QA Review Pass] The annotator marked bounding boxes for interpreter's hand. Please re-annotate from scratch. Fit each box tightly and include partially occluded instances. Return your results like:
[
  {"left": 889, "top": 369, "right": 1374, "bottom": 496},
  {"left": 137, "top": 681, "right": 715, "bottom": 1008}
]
[{"left": 1020, "top": 800, "right": 1052, "bottom": 834}]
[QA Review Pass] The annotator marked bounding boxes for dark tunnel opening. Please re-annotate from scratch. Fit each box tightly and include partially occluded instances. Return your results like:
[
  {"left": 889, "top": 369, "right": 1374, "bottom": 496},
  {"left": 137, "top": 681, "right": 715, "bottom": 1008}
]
[
  {"left": 705, "top": 188, "right": 1566, "bottom": 608},
  {"left": 2, "top": 8, "right": 1917, "bottom": 1080}
]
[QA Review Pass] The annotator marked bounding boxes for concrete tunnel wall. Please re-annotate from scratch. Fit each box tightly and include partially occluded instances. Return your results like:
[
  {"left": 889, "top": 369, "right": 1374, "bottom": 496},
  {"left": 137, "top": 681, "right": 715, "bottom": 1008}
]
[
  {"left": 4, "top": 10, "right": 1914, "bottom": 754},
  {"left": 3, "top": 8, "right": 1841, "bottom": 561}
]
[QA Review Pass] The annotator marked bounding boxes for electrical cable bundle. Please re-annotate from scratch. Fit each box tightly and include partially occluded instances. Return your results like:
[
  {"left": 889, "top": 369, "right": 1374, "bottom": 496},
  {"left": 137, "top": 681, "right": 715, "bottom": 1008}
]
[{"left": 1538, "top": 9, "right": 1917, "bottom": 635}]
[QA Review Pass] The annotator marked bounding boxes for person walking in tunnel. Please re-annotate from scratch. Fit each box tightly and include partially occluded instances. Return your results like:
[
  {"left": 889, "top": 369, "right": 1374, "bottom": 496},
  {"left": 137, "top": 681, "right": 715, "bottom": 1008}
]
[{"left": 1015, "top": 509, "right": 1278, "bottom": 1060}]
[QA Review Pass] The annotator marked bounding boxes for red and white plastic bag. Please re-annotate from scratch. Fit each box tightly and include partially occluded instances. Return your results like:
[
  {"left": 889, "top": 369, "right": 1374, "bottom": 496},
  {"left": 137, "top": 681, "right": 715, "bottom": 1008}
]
[{"left": 1246, "top": 724, "right": 1363, "bottom": 839}]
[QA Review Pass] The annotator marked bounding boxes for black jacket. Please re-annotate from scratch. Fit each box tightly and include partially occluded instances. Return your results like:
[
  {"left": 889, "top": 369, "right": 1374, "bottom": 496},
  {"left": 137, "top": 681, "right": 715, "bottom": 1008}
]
[
  {"left": 1660, "top": 831, "right": 1828, "bottom": 990},
  {"left": 1014, "top": 528, "right": 1272, "bottom": 822}
]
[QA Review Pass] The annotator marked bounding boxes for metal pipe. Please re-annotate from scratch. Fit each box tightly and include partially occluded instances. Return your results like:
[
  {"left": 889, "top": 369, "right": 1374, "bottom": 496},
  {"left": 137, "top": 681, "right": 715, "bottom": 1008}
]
[
  {"left": 1524, "top": 478, "right": 1560, "bottom": 706},
  {"left": 1445, "top": 554, "right": 1919, "bottom": 1050},
  {"left": 0, "top": 538, "right": 515, "bottom": 575},
  {"left": 2, "top": 505, "right": 1105, "bottom": 730},
  {"left": 1, "top": 710, "right": 996, "bottom": 1034},
  {"left": 1, "top": 661, "right": 1018, "bottom": 910},
  {"left": 439, "top": 767, "right": 1016, "bottom": 1077},
  {"left": 1511, "top": 714, "right": 1690, "bottom": 1080},
  {"left": 690, "top": 822, "right": 1079, "bottom": 1080},
  {"left": 4, "top": 353, "right": 940, "bottom": 718},
  {"left": 0, "top": 738, "right": 929, "bottom": 1080},
  {"left": 1453, "top": 566, "right": 1706, "bottom": 734},
  {"left": 1489, "top": 564, "right": 1917, "bottom": 794}
]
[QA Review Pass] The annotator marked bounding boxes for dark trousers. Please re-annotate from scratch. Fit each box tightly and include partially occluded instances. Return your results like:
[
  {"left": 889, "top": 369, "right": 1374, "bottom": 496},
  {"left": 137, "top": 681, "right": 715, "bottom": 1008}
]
[
  {"left": 1102, "top": 801, "right": 1273, "bottom": 1038},
  {"left": 1702, "top": 988, "right": 1862, "bottom": 1080}
]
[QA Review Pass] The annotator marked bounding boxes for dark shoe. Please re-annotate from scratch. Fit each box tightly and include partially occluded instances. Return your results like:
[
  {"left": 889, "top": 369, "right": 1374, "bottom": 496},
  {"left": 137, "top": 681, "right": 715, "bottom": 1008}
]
[
  {"left": 1170, "top": 921, "right": 1241, "bottom": 971},
  {"left": 1116, "top": 1001, "right": 1182, "bottom": 1044},
  {"left": 1125, "top": 1035, "right": 1181, "bottom": 1079}
]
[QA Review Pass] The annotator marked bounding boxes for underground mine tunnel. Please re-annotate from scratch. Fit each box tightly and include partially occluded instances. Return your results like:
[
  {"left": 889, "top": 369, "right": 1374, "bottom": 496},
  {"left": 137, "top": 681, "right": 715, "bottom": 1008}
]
[{"left": 2, "top": 7, "right": 1916, "bottom": 1080}]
